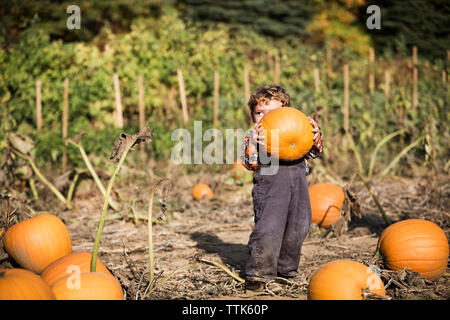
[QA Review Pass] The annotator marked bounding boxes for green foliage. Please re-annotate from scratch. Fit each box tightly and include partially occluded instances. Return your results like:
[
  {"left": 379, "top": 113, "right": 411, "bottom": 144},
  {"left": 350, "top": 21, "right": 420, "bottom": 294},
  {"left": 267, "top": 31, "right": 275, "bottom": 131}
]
[
  {"left": 0, "top": 6, "right": 448, "bottom": 177},
  {"left": 177, "top": 0, "right": 315, "bottom": 39},
  {"left": 359, "top": 0, "right": 450, "bottom": 61}
]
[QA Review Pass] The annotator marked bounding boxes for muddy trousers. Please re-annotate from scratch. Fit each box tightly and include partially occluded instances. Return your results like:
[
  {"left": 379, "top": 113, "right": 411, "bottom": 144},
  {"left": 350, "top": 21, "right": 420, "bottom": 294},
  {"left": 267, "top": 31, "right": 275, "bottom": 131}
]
[{"left": 245, "top": 160, "right": 312, "bottom": 281}]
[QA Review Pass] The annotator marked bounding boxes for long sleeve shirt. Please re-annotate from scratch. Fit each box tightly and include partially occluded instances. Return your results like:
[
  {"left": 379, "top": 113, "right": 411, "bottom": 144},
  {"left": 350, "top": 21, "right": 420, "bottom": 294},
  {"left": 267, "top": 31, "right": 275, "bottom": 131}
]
[{"left": 240, "top": 129, "right": 324, "bottom": 175}]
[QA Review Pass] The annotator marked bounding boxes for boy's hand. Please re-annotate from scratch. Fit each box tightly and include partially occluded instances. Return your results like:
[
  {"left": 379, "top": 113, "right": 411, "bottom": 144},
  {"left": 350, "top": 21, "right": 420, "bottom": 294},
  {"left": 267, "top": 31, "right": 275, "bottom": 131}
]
[
  {"left": 308, "top": 117, "right": 320, "bottom": 142},
  {"left": 251, "top": 122, "right": 265, "bottom": 146}
]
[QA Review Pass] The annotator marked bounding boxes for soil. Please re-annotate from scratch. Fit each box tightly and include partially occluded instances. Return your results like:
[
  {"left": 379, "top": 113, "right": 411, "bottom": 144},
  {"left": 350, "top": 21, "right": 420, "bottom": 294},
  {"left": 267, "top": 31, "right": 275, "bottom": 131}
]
[{"left": 1, "top": 163, "right": 449, "bottom": 300}]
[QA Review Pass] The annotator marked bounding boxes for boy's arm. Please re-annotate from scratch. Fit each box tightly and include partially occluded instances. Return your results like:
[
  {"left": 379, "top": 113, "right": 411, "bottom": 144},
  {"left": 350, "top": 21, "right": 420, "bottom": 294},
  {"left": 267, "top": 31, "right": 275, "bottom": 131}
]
[
  {"left": 305, "top": 131, "right": 324, "bottom": 160},
  {"left": 305, "top": 117, "right": 324, "bottom": 160},
  {"left": 240, "top": 130, "right": 259, "bottom": 171}
]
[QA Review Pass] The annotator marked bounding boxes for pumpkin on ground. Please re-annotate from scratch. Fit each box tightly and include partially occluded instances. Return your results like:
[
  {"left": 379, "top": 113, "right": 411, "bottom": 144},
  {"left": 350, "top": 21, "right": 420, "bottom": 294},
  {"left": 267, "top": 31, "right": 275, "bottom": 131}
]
[
  {"left": 307, "top": 260, "right": 385, "bottom": 300},
  {"left": 377, "top": 219, "right": 449, "bottom": 280},
  {"left": 308, "top": 183, "right": 345, "bottom": 228},
  {"left": 231, "top": 160, "right": 253, "bottom": 184},
  {"left": 192, "top": 184, "right": 213, "bottom": 200},
  {"left": 3, "top": 213, "right": 72, "bottom": 274},
  {"left": 259, "top": 107, "right": 314, "bottom": 161},
  {"left": 0, "top": 268, "right": 56, "bottom": 300},
  {"left": 51, "top": 272, "right": 124, "bottom": 300},
  {"left": 41, "top": 252, "right": 111, "bottom": 287}
]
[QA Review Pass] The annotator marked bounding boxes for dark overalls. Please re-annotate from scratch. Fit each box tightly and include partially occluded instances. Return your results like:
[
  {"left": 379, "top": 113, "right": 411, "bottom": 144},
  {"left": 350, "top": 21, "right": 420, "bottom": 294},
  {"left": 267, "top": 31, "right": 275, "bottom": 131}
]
[{"left": 245, "top": 158, "right": 312, "bottom": 281}]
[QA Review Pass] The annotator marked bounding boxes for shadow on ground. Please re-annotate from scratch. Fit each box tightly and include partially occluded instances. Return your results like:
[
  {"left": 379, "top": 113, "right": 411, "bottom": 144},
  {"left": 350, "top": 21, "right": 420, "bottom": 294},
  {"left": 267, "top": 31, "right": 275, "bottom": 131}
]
[{"left": 190, "top": 231, "right": 248, "bottom": 277}]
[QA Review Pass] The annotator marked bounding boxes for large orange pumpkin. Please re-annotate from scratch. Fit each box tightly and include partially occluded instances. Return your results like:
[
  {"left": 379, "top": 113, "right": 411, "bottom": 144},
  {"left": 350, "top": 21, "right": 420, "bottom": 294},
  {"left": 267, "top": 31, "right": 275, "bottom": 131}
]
[
  {"left": 192, "top": 184, "right": 213, "bottom": 200},
  {"left": 51, "top": 272, "right": 124, "bottom": 300},
  {"left": 3, "top": 213, "right": 72, "bottom": 274},
  {"left": 308, "top": 183, "right": 345, "bottom": 228},
  {"left": 0, "top": 268, "right": 56, "bottom": 300},
  {"left": 377, "top": 219, "right": 449, "bottom": 280},
  {"left": 307, "top": 260, "right": 385, "bottom": 300},
  {"left": 41, "top": 252, "right": 111, "bottom": 287},
  {"left": 259, "top": 107, "right": 314, "bottom": 161}
]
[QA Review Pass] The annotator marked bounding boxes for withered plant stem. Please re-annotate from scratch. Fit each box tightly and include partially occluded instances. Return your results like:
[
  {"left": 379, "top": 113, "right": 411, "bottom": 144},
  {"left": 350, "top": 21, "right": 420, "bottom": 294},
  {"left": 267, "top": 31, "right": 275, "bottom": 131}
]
[
  {"left": 91, "top": 144, "right": 132, "bottom": 272},
  {"left": 357, "top": 173, "right": 390, "bottom": 225},
  {"left": 66, "top": 139, "right": 119, "bottom": 211}
]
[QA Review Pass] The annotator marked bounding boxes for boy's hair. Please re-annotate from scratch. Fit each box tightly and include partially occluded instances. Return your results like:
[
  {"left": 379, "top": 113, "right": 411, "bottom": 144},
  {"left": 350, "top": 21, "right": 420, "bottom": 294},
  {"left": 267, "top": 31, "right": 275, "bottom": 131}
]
[{"left": 247, "top": 84, "right": 291, "bottom": 121}]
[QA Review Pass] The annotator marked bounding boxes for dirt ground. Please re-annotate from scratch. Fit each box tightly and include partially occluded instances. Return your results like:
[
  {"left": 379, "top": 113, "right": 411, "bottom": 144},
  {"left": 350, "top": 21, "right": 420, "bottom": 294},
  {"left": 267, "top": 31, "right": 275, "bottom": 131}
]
[{"left": 1, "top": 163, "right": 449, "bottom": 300}]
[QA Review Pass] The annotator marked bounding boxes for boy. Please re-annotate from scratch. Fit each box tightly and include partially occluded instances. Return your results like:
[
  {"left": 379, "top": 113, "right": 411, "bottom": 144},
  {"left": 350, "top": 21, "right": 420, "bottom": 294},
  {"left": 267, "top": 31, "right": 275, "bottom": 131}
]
[{"left": 241, "top": 84, "right": 324, "bottom": 292}]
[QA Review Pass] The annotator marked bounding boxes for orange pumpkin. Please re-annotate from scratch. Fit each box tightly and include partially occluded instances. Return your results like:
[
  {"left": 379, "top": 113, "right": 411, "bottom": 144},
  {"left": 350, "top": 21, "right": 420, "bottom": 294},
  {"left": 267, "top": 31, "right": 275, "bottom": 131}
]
[
  {"left": 308, "top": 183, "right": 345, "bottom": 228},
  {"left": 0, "top": 268, "right": 56, "bottom": 300},
  {"left": 192, "top": 184, "right": 213, "bottom": 200},
  {"left": 41, "top": 252, "right": 112, "bottom": 287},
  {"left": 259, "top": 107, "right": 314, "bottom": 161},
  {"left": 377, "top": 219, "right": 449, "bottom": 280},
  {"left": 307, "top": 260, "right": 385, "bottom": 300},
  {"left": 231, "top": 160, "right": 247, "bottom": 180},
  {"left": 3, "top": 213, "right": 72, "bottom": 274},
  {"left": 51, "top": 272, "right": 124, "bottom": 300}
]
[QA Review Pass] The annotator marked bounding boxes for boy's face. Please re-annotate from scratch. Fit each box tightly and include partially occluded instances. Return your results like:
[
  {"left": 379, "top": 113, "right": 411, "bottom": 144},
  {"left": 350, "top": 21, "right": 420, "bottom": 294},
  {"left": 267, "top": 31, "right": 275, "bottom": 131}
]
[{"left": 252, "top": 99, "right": 282, "bottom": 123}]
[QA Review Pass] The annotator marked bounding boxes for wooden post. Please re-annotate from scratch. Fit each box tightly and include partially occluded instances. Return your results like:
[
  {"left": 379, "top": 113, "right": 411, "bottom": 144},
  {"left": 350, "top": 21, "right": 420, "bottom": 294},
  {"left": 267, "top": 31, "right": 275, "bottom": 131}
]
[
  {"left": 343, "top": 64, "right": 349, "bottom": 133},
  {"left": 36, "top": 79, "right": 42, "bottom": 130},
  {"left": 213, "top": 71, "right": 219, "bottom": 130},
  {"left": 177, "top": 69, "right": 189, "bottom": 124},
  {"left": 314, "top": 68, "right": 320, "bottom": 93},
  {"left": 413, "top": 67, "right": 418, "bottom": 111},
  {"left": 275, "top": 54, "right": 280, "bottom": 85},
  {"left": 443, "top": 70, "right": 447, "bottom": 84},
  {"left": 62, "top": 78, "right": 69, "bottom": 171},
  {"left": 138, "top": 75, "right": 146, "bottom": 158},
  {"left": 412, "top": 46, "right": 418, "bottom": 112},
  {"left": 385, "top": 70, "right": 391, "bottom": 98},
  {"left": 412, "top": 46, "right": 418, "bottom": 65},
  {"left": 369, "top": 47, "right": 375, "bottom": 94},
  {"left": 113, "top": 73, "right": 124, "bottom": 128},
  {"left": 138, "top": 75, "right": 145, "bottom": 130}
]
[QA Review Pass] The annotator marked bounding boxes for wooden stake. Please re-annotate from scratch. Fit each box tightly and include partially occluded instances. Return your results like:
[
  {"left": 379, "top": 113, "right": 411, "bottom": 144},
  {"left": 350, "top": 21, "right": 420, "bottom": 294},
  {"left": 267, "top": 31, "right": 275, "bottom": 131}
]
[
  {"left": 36, "top": 79, "right": 42, "bottom": 130},
  {"left": 177, "top": 69, "right": 189, "bottom": 124},
  {"left": 113, "top": 73, "right": 124, "bottom": 128},
  {"left": 138, "top": 75, "right": 146, "bottom": 158},
  {"left": 412, "top": 46, "right": 418, "bottom": 112},
  {"left": 213, "top": 71, "right": 219, "bottom": 130},
  {"left": 412, "top": 46, "right": 418, "bottom": 65},
  {"left": 343, "top": 64, "right": 349, "bottom": 133},
  {"left": 413, "top": 67, "right": 418, "bottom": 111},
  {"left": 275, "top": 54, "right": 280, "bottom": 85},
  {"left": 62, "top": 77, "right": 69, "bottom": 171},
  {"left": 369, "top": 47, "right": 375, "bottom": 94},
  {"left": 314, "top": 68, "right": 320, "bottom": 93},
  {"left": 138, "top": 75, "right": 145, "bottom": 130},
  {"left": 385, "top": 70, "right": 391, "bottom": 98}
]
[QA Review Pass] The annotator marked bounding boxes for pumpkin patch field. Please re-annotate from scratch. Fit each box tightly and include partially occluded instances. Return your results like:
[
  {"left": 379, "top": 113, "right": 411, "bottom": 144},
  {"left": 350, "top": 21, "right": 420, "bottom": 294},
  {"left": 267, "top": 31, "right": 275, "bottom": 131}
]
[
  {"left": 0, "top": 160, "right": 448, "bottom": 300},
  {"left": 0, "top": 1, "right": 449, "bottom": 302}
]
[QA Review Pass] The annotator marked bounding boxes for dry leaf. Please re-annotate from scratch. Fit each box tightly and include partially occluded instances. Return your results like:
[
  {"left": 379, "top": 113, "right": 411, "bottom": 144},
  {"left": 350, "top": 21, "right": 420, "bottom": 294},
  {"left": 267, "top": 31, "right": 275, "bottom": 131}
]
[
  {"left": 7, "top": 133, "right": 34, "bottom": 155},
  {"left": 110, "top": 126, "right": 152, "bottom": 163}
]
